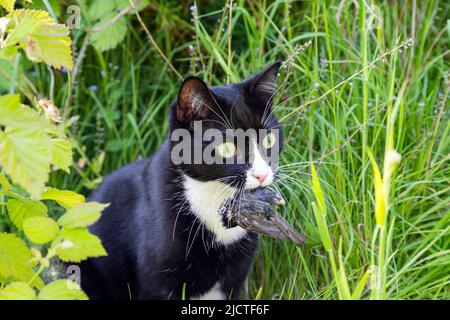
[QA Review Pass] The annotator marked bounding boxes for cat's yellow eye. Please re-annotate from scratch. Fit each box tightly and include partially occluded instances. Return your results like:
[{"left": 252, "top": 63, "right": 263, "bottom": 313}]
[
  {"left": 262, "top": 132, "right": 276, "bottom": 149},
  {"left": 216, "top": 142, "right": 236, "bottom": 158}
]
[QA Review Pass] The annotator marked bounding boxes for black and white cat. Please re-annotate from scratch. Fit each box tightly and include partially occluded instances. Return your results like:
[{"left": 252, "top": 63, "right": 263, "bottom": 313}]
[{"left": 79, "top": 61, "right": 284, "bottom": 300}]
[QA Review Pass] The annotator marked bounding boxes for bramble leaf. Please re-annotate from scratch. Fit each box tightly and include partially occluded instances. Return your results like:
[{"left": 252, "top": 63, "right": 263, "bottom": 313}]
[
  {"left": 41, "top": 188, "right": 85, "bottom": 209},
  {"left": 24, "top": 17, "right": 73, "bottom": 70},
  {"left": 6, "top": 198, "right": 48, "bottom": 229},
  {"left": 53, "top": 228, "right": 107, "bottom": 262},
  {"left": 50, "top": 138, "right": 73, "bottom": 173},
  {"left": 0, "top": 282, "right": 36, "bottom": 300},
  {"left": 23, "top": 216, "right": 59, "bottom": 244},
  {"left": 91, "top": 14, "right": 127, "bottom": 52},
  {"left": 0, "top": 94, "right": 52, "bottom": 130},
  {"left": 58, "top": 202, "right": 108, "bottom": 229},
  {"left": 0, "top": 233, "right": 36, "bottom": 284},
  {"left": 0, "top": 126, "right": 51, "bottom": 199},
  {"left": 38, "top": 279, "right": 87, "bottom": 300},
  {"left": 1, "top": 9, "right": 73, "bottom": 70}
]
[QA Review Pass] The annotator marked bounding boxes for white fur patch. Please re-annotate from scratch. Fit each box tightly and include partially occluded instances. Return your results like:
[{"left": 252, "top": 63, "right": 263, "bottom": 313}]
[
  {"left": 183, "top": 175, "right": 247, "bottom": 245},
  {"left": 191, "top": 282, "right": 225, "bottom": 300},
  {"left": 245, "top": 139, "right": 274, "bottom": 190}
]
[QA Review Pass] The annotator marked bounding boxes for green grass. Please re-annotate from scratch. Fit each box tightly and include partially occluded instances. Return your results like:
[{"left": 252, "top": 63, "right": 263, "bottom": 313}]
[{"left": 3, "top": 0, "right": 449, "bottom": 299}]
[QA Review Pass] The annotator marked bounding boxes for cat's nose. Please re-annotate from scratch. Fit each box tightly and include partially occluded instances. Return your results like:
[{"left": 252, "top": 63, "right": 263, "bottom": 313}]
[{"left": 253, "top": 173, "right": 267, "bottom": 184}]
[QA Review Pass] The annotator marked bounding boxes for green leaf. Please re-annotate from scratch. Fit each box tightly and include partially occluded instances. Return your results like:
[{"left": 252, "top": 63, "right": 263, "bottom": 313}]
[
  {"left": 23, "top": 16, "right": 73, "bottom": 70},
  {"left": 0, "top": 94, "right": 53, "bottom": 131},
  {"left": 58, "top": 202, "right": 108, "bottom": 229},
  {"left": 87, "top": 0, "right": 116, "bottom": 21},
  {"left": 0, "top": 0, "right": 14, "bottom": 12},
  {"left": 38, "top": 279, "right": 87, "bottom": 300},
  {"left": 6, "top": 198, "right": 48, "bottom": 229},
  {"left": 54, "top": 228, "right": 107, "bottom": 262},
  {"left": 2, "top": 9, "right": 73, "bottom": 70},
  {"left": 0, "top": 126, "right": 52, "bottom": 199},
  {"left": 0, "top": 233, "right": 36, "bottom": 283},
  {"left": 1, "top": 10, "right": 49, "bottom": 56},
  {"left": 50, "top": 138, "right": 73, "bottom": 173},
  {"left": 41, "top": 188, "right": 85, "bottom": 209},
  {"left": 0, "top": 282, "right": 36, "bottom": 300},
  {"left": 91, "top": 15, "right": 127, "bottom": 52},
  {"left": 23, "top": 216, "right": 59, "bottom": 244}
]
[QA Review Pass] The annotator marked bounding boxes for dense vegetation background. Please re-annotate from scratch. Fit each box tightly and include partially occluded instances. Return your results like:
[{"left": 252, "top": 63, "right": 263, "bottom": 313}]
[{"left": 0, "top": 0, "right": 448, "bottom": 299}]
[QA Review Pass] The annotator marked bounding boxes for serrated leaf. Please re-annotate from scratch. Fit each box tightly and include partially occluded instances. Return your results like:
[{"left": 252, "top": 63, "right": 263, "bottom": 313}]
[
  {"left": 38, "top": 279, "right": 87, "bottom": 300},
  {"left": 0, "top": 126, "right": 52, "bottom": 199},
  {"left": 24, "top": 18, "right": 73, "bottom": 70},
  {"left": 0, "top": 233, "right": 36, "bottom": 284},
  {"left": 54, "top": 228, "right": 107, "bottom": 262},
  {"left": 23, "top": 216, "right": 59, "bottom": 244},
  {"left": 91, "top": 15, "right": 127, "bottom": 52},
  {"left": 50, "top": 138, "right": 72, "bottom": 173},
  {"left": 87, "top": 0, "right": 116, "bottom": 21},
  {"left": 0, "top": 94, "right": 53, "bottom": 131},
  {"left": 2, "top": 9, "right": 73, "bottom": 70},
  {"left": 41, "top": 188, "right": 85, "bottom": 209},
  {"left": 0, "top": 0, "right": 14, "bottom": 12},
  {"left": 58, "top": 202, "right": 108, "bottom": 229},
  {"left": 6, "top": 198, "right": 48, "bottom": 229},
  {"left": 2, "top": 10, "right": 50, "bottom": 54},
  {"left": 0, "top": 282, "right": 36, "bottom": 300}
]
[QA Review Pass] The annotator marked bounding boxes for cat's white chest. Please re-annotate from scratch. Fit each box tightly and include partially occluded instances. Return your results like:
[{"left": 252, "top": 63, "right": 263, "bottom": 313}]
[{"left": 182, "top": 175, "right": 247, "bottom": 245}]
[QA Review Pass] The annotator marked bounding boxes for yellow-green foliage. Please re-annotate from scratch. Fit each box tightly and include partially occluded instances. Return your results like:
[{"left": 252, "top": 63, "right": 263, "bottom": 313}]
[{"left": 0, "top": 0, "right": 108, "bottom": 300}]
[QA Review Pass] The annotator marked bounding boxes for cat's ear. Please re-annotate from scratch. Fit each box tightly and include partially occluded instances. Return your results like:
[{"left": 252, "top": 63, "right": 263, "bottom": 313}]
[
  {"left": 243, "top": 60, "right": 282, "bottom": 106},
  {"left": 177, "top": 77, "right": 216, "bottom": 125}
]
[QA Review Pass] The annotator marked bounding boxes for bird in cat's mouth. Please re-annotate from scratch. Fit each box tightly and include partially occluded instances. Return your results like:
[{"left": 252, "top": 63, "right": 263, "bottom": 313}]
[{"left": 220, "top": 187, "right": 305, "bottom": 247}]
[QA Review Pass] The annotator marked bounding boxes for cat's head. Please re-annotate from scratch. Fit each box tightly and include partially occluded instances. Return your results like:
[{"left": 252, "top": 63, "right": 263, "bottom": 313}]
[{"left": 170, "top": 61, "right": 283, "bottom": 190}]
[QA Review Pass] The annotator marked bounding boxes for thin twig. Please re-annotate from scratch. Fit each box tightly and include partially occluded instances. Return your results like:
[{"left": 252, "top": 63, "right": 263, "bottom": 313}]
[{"left": 88, "top": 0, "right": 142, "bottom": 33}]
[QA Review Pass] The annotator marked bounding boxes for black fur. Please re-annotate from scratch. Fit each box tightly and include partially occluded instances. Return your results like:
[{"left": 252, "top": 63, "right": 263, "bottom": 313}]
[{"left": 78, "top": 62, "right": 283, "bottom": 300}]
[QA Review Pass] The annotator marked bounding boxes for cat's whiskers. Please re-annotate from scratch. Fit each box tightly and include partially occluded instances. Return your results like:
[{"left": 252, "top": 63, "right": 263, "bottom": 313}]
[
  {"left": 276, "top": 172, "right": 341, "bottom": 214},
  {"left": 260, "top": 72, "right": 292, "bottom": 129}
]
